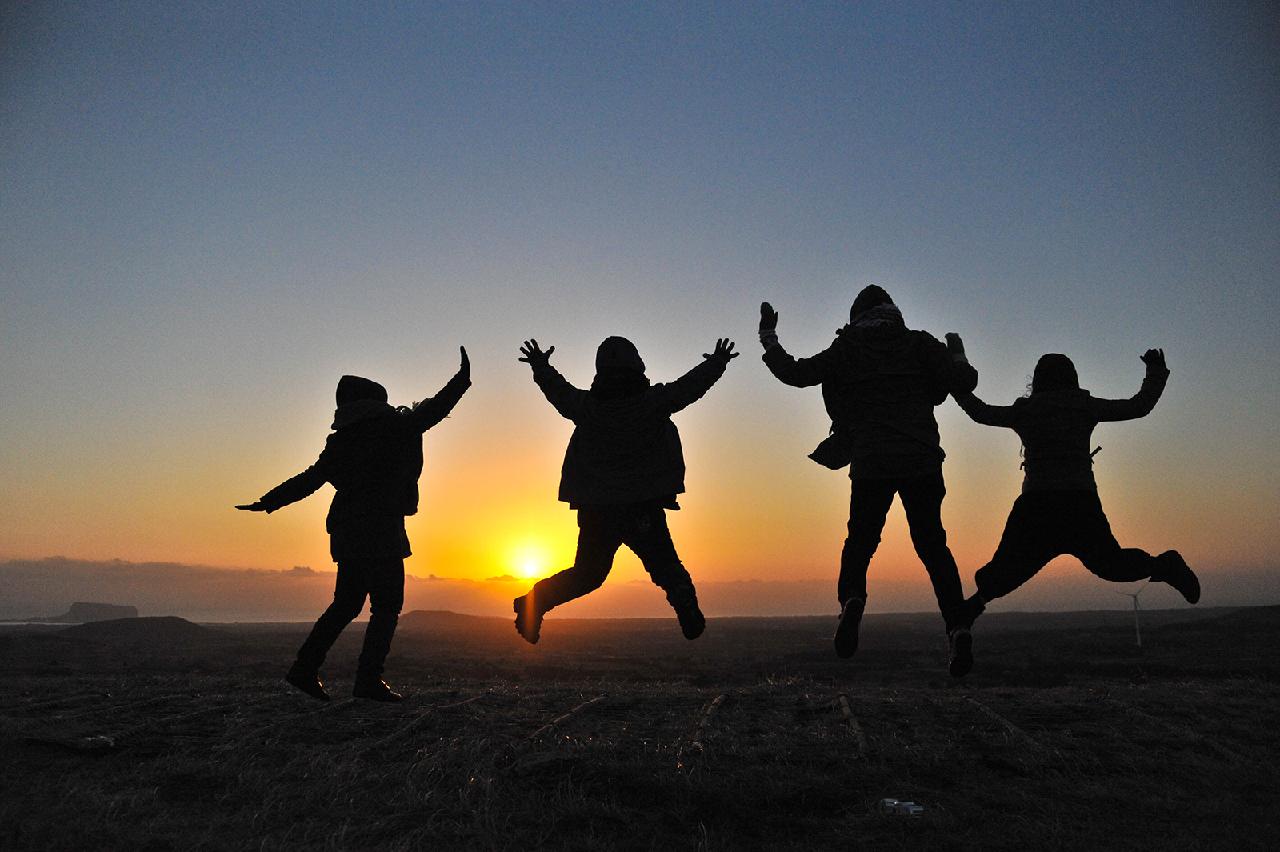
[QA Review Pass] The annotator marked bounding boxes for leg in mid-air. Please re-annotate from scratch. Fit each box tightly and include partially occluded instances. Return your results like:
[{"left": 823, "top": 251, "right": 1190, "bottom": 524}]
[
  {"left": 624, "top": 504, "right": 705, "bottom": 640},
  {"left": 352, "top": 557, "right": 407, "bottom": 702},
  {"left": 514, "top": 508, "right": 622, "bottom": 644},
  {"left": 1067, "top": 493, "right": 1200, "bottom": 603},
  {"left": 897, "top": 471, "right": 972, "bottom": 676},
  {"left": 288, "top": 564, "right": 370, "bottom": 701},
  {"left": 835, "top": 478, "right": 897, "bottom": 658},
  {"left": 969, "top": 493, "right": 1063, "bottom": 616}
]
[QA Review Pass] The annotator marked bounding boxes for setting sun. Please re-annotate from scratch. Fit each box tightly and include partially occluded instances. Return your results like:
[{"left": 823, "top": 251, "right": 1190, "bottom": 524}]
[{"left": 511, "top": 544, "right": 552, "bottom": 580}]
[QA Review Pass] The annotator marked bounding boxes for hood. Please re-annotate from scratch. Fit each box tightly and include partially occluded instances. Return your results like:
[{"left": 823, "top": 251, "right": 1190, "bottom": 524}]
[
  {"left": 336, "top": 375, "right": 388, "bottom": 407},
  {"left": 591, "top": 336, "right": 651, "bottom": 400}
]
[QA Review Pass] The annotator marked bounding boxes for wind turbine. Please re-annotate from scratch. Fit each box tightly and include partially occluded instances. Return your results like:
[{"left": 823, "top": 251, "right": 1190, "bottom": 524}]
[{"left": 1115, "top": 580, "right": 1149, "bottom": 648}]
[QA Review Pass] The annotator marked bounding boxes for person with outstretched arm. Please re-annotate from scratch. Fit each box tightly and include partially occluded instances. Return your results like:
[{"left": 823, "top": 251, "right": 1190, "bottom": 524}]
[
  {"left": 513, "top": 336, "right": 737, "bottom": 644},
  {"left": 948, "top": 340, "right": 1199, "bottom": 634},
  {"left": 236, "top": 348, "right": 471, "bottom": 702},
  {"left": 759, "top": 286, "right": 979, "bottom": 676}
]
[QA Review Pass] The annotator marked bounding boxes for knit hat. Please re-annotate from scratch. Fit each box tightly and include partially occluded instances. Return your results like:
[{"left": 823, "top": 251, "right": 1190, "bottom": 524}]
[
  {"left": 336, "top": 375, "right": 388, "bottom": 407},
  {"left": 850, "top": 285, "right": 893, "bottom": 321}
]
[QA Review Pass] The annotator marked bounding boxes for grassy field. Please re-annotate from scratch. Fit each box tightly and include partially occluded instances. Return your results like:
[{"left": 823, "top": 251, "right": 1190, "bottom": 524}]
[{"left": 1, "top": 606, "right": 1277, "bottom": 850}]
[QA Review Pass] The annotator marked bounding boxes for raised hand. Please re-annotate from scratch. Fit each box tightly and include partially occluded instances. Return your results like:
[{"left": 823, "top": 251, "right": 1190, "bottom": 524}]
[
  {"left": 704, "top": 338, "right": 739, "bottom": 364},
  {"left": 759, "top": 302, "right": 779, "bottom": 333},
  {"left": 1140, "top": 348, "right": 1167, "bottom": 372},
  {"left": 518, "top": 339, "right": 555, "bottom": 366},
  {"left": 457, "top": 345, "right": 470, "bottom": 378},
  {"left": 945, "top": 332, "right": 966, "bottom": 357},
  {"left": 235, "top": 502, "right": 268, "bottom": 512}
]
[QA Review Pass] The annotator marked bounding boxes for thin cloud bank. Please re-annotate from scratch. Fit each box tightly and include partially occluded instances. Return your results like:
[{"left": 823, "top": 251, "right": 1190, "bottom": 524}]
[{"left": 1, "top": 557, "right": 1272, "bottom": 623}]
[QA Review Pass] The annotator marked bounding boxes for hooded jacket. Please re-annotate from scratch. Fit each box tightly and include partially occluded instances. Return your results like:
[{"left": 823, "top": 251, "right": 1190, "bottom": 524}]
[
  {"left": 530, "top": 346, "right": 728, "bottom": 507},
  {"left": 953, "top": 363, "right": 1167, "bottom": 492},
  {"left": 254, "top": 369, "right": 470, "bottom": 538},
  {"left": 762, "top": 314, "right": 977, "bottom": 479}
]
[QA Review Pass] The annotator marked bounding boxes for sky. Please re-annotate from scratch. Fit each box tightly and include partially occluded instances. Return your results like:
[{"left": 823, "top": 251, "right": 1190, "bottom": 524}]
[{"left": 1, "top": 1, "right": 1277, "bottom": 615}]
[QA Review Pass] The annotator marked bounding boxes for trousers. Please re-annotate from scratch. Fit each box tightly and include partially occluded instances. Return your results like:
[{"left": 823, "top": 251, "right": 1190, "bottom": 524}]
[
  {"left": 295, "top": 557, "right": 405, "bottom": 677},
  {"left": 975, "top": 490, "right": 1158, "bottom": 600},
  {"left": 839, "top": 470, "right": 966, "bottom": 630},
  {"left": 529, "top": 504, "right": 696, "bottom": 613}
]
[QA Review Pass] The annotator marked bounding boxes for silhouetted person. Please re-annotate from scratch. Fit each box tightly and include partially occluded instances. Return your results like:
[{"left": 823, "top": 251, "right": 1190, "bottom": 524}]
[
  {"left": 948, "top": 341, "right": 1200, "bottom": 632},
  {"left": 759, "top": 286, "right": 979, "bottom": 675},
  {"left": 236, "top": 348, "right": 471, "bottom": 702},
  {"left": 513, "top": 336, "right": 737, "bottom": 643}
]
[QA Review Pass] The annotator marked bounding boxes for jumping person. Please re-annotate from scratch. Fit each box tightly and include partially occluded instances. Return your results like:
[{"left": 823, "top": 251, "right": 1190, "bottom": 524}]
[
  {"left": 236, "top": 348, "right": 471, "bottom": 702},
  {"left": 759, "top": 286, "right": 979, "bottom": 675},
  {"left": 947, "top": 340, "right": 1199, "bottom": 632},
  {"left": 513, "top": 336, "right": 737, "bottom": 644}
]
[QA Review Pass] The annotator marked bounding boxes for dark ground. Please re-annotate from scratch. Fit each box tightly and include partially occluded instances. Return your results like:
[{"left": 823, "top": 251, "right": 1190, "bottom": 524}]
[{"left": 1, "top": 605, "right": 1277, "bottom": 850}]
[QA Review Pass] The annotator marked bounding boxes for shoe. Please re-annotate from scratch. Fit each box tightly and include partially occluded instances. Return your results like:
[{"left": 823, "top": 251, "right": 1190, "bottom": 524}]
[
  {"left": 666, "top": 584, "right": 706, "bottom": 640},
  {"left": 834, "top": 598, "right": 865, "bottom": 659},
  {"left": 1156, "top": 551, "right": 1200, "bottom": 604},
  {"left": 514, "top": 595, "right": 543, "bottom": 644},
  {"left": 948, "top": 628, "right": 974, "bottom": 678},
  {"left": 353, "top": 677, "right": 405, "bottom": 702},
  {"left": 285, "top": 664, "right": 330, "bottom": 702}
]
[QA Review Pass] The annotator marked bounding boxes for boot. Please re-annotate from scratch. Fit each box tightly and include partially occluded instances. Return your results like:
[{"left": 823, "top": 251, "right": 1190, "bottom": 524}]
[
  {"left": 1155, "top": 551, "right": 1201, "bottom": 604},
  {"left": 285, "top": 662, "right": 330, "bottom": 702},
  {"left": 948, "top": 628, "right": 974, "bottom": 678},
  {"left": 514, "top": 595, "right": 545, "bottom": 644},
  {"left": 834, "top": 597, "right": 865, "bottom": 658},
  {"left": 353, "top": 676, "right": 405, "bottom": 702},
  {"left": 667, "top": 585, "right": 706, "bottom": 640}
]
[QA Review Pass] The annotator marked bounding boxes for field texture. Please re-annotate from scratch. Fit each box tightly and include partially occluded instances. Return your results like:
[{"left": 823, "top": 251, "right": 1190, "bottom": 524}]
[{"left": 1, "top": 607, "right": 1277, "bottom": 850}]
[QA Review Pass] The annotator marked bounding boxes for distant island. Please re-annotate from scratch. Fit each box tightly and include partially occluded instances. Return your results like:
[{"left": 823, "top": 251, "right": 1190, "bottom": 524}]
[{"left": 4, "top": 601, "right": 139, "bottom": 624}]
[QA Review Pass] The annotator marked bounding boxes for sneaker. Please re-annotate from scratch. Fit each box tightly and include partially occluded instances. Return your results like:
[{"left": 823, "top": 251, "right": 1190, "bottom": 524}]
[
  {"left": 285, "top": 663, "right": 330, "bottom": 702},
  {"left": 834, "top": 598, "right": 865, "bottom": 659},
  {"left": 353, "top": 677, "right": 405, "bottom": 702},
  {"left": 514, "top": 595, "right": 544, "bottom": 644},
  {"left": 948, "top": 628, "right": 974, "bottom": 678},
  {"left": 1157, "top": 551, "right": 1201, "bottom": 604}
]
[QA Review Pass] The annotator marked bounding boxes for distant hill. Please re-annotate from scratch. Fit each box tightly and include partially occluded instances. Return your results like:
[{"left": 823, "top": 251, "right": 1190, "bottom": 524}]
[{"left": 60, "top": 616, "right": 222, "bottom": 644}]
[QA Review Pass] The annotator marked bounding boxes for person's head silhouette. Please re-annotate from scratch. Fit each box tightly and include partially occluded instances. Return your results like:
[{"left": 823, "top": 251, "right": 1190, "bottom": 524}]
[
  {"left": 1029, "top": 354, "right": 1080, "bottom": 394},
  {"left": 850, "top": 284, "right": 893, "bottom": 321}
]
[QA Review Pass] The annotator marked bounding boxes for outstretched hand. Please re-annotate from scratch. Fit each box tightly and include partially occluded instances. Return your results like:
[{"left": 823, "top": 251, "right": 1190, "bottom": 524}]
[
  {"left": 945, "top": 332, "right": 966, "bottom": 357},
  {"left": 1141, "top": 348, "right": 1167, "bottom": 372},
  {"left": 235, "top": 502, "right": 268, "bottom": 512},
  {"left": 704, "top": 338, "right": 739, "bottom": 364},
  {"left": 518, "top": 339, "right": 555, "bottom": 367},
  {"left": 759, "top": 302, "right": 779, "bottom": 333},
  {"left": 457, "top": 345, "right": 470, "bottom": 378}
]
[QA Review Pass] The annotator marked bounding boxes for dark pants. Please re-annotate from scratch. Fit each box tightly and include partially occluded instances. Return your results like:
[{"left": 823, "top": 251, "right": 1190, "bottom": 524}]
[
  {"left": 975, "top": 490, "right": 1158, "bottom": 601},
  {"left": 840, "top": 471, "right": 966, "bottom": 630},
  {"left": 528, "top": 504, "right": 696, "bottom": 614},
  {"left": 295, "top": 557, "right": 405, "bottom": 678}
]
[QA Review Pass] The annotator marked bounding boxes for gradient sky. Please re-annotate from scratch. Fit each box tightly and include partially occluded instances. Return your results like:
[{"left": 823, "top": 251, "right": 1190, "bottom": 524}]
[{"left": 2, "top": 2, "right": 1277, "bottom": 611}]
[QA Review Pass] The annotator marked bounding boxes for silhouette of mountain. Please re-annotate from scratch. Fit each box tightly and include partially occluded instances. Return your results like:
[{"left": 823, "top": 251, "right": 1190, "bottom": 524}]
[{"left": 60, "top": 616, "right": 221, "bottom": 644}]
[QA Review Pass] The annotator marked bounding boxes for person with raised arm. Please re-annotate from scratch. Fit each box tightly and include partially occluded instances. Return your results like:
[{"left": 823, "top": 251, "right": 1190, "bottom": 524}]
[
  {"left": 947, "top": 340, "right": 1200, "bottom": 635},
  {"left": 513, "top": 336, "right": 737, "bottom": 644},
  {"left": 759, "top": 286, "right": 979, "bottom": 675},
  {"left": 237, "top": 347, "right": 471, "bottom": 702}
]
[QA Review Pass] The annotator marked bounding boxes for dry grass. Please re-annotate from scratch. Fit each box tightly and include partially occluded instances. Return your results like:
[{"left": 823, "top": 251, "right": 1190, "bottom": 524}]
[{"left": 1, "top": 608, "right": 1278, "bottom": 850}]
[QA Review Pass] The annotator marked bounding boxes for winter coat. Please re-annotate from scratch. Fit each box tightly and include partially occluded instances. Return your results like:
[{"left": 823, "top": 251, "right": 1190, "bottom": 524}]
[
  {"left": 255, "top": 370, "right": 470, "bottom": 554},
  {"left": 530, "top": 357, "right": 727, "bottom": 507},
  {"left": 953, "top": 364, "right": 1167, "bottom": 492},
  {"left": 762, "top": 320, "right": 978, "bottom": 479}
]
